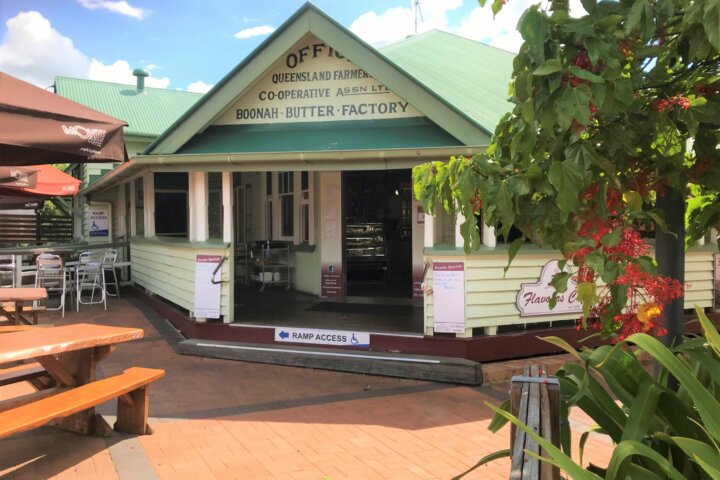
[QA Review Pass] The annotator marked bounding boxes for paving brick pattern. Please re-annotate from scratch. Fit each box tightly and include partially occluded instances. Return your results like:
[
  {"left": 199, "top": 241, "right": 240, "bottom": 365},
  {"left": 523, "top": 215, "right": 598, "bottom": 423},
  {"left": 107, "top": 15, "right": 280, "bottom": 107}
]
[{"left": 0, "top": 295, "right": 613, "bottom": 479}]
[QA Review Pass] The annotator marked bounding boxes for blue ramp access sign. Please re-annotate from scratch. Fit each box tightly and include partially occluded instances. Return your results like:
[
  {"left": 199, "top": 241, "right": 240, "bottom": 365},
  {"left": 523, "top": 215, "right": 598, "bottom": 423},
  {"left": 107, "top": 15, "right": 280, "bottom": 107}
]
[{"left": 275, "top": 327, "right": 369, "bottom": 347}]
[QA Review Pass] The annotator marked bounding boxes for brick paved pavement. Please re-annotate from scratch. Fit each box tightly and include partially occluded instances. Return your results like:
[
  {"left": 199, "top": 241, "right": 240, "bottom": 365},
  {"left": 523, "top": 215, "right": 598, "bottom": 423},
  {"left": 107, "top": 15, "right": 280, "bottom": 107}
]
[{"left": 0, "top": 294, "right": 613, "bottom": 479}]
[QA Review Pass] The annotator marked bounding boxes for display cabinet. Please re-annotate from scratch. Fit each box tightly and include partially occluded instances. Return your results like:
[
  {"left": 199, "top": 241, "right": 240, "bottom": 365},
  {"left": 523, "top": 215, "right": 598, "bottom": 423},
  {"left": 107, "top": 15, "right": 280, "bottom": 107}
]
[
  {"left": 249, "top": 241, "right": 291, "bottom": 292},
  {"left": 345, "top": 223, "right": 387, "bottom": 284}
]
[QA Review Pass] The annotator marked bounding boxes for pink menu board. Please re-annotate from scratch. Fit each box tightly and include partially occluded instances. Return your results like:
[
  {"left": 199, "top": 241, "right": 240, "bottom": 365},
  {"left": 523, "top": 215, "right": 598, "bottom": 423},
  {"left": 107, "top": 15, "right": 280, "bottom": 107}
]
[{"left": 433, "top": 262, "right": 466, "bottom": 334}]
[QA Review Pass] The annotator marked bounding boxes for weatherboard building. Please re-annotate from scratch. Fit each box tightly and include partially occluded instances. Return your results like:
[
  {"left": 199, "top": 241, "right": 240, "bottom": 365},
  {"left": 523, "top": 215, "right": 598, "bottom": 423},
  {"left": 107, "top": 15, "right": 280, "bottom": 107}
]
[{"left": 57, "top": 4, "right": 718, "bottom": 382}]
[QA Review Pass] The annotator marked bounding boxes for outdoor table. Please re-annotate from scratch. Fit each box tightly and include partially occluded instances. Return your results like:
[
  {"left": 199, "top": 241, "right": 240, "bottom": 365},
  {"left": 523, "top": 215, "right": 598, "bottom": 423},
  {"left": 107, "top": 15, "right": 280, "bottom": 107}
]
[
  {"left": 0, "top": 288, "right": 47, "bottom": 325},
  {"left": 0, "top": 323, "right": 144, "bottom": 434}
]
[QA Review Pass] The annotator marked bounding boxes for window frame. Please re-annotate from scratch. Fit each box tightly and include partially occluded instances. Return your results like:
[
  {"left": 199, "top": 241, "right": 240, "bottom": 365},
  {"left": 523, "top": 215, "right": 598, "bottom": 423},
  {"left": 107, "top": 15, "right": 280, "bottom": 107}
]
[{"left": 263, "top": 171, "right": 314, "bottom": 245}]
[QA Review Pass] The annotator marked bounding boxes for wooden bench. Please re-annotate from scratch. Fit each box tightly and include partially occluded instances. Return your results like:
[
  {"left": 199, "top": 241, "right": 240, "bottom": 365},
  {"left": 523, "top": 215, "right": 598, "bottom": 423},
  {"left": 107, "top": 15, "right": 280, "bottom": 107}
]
[
  {"left": 0, "top": 303, "right": 46, "bottom": 325},
  {"left": 0, "top": 366, "right": 165, "bottom": 439},
  {"left": 509, "top": 365, "right": 561, "bottom": 480},
  {"left": 0, "top": 362, "right": 47, "bottom": 387}
]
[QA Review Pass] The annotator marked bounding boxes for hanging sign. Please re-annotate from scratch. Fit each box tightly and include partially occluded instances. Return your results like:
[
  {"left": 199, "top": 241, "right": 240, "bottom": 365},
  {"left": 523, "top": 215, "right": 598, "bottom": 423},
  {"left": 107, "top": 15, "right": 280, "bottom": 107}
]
[
  {"left": 194, "top": 254, "right": 222, "bottom": 319},
  {"left": 88, "top": 206, "right": 109, "bottom": 237},
  {"left": 516, "top": 260, "right": 582, "bottom": 317},
  {"left": 214, "top": 35, "right": 422, "bottom": 125},
  {"left": 433, "top": 262, "right": 466, "bottom": 333},
  {"left": 714, "top": 253, "right": 720, "bottom": 311}
]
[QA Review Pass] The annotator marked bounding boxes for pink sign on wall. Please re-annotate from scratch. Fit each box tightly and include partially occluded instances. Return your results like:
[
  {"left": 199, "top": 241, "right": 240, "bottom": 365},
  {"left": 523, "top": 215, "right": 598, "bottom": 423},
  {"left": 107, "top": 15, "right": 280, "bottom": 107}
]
[
  {"left": 433, "top": 262, "right": 465, "bottom": 334},
  {"left": 516, "top": 260, "right": 582, "bottom": 317}
]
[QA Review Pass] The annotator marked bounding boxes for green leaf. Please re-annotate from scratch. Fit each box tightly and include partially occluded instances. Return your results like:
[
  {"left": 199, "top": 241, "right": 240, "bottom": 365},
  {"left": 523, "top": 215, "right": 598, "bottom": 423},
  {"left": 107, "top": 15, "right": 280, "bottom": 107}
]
[
  {"left": 579, "top": 425, "right": 604, "bottom": 465},
  {"left": 541, "top": 335, "right": 583, "bottom": 361},
  {"left": 577, "top": 282, "right": 598, "bottom": 317},
  {"left": 548, "top": 160, "right": 584, "bottom": 222},
  {"left": 623, "top": 191, "right": 643, "bottom": 214},
  {"left": 697, "top": 306, "right": 720, "bottom": 358},
  {"left": 637, "top": 256, "right": 659, "bottom": 275},
  {"left": 704, "top": 1, "right": 720, "bottom": 50},
  {"left": 579, "top": 0, "right": 596, "bottom": 14},
  {"left": 534, "top": 58, "right": 562, "bottom": 75},
  {"left": 602, "top": 261, "right": 620, "bottom": 283},
  {"left": 518, "top": 7, "right": 544, "bottom": 44},
  {"left": 451, "top": 448, "right": 511, "bottom": 480},
  {"left": 627, "top": 334, "right": 720, "bottom": 442},
  {"left": 485, "top": 402, "right": 603, "bottom": 480},
  {"left": 621, "top": 379, "right": 662, "bottom": 442},
  {"left": 568, "top": 66, "right": 604, "bottom": 83},
  {"left": 600, "top": 228, "right": 621, "bottom": 247},
  {"left": 488, "top": 399, "right": 511, "bottom": 432},
  {"left": 551, "top": 271, "right": 571, "bottom": 293},
  {"left": 556, "top": 84, "right": 592, "bottom": 127},
  {"left": 584, "top": 252, "right": 605, "bottom": 276},
  {"left": 504, "top": 236, "right": 525, "bottom": 274},
  {"left": 695, "top": 455, "right": 720, "bottom": 480},
  {"left": 606, "top": 440, "right": 688, "bottom": 480}
]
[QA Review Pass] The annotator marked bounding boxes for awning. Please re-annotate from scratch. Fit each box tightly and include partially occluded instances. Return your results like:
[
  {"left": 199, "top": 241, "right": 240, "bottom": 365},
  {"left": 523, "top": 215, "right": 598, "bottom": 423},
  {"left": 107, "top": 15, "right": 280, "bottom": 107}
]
[
  {"left": 1, "top": 165, "right": 80, "bottom": 196},
  {"left": 0, "top": 166, "right": 37, "bottom": 188},
  {"left": 0, "top": 72, "right": 128, "bottom": 165},
  {"left": 0, "top": 191, "right": 44, "bottom": 209}
]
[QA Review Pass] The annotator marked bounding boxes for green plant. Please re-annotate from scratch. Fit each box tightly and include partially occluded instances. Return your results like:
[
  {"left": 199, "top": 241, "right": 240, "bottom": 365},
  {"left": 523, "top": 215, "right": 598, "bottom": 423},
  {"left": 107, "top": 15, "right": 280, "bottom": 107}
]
[{"left": 460, "top": 307, "right": 720, "bottom": 479}]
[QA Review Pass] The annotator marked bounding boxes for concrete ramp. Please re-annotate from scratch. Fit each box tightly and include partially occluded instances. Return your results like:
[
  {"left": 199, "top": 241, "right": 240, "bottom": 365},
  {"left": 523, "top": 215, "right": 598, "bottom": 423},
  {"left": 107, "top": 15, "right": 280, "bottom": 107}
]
[{"left": 178, "top": 339, "right": 483, "bottom": 385}]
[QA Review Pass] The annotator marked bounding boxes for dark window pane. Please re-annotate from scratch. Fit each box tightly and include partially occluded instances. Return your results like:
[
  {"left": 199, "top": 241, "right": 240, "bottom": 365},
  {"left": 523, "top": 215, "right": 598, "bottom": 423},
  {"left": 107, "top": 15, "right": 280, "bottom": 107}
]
[
  {"left": 281, "top": 195, "right": 293, "bottom": 237},
  {"left": 302, "top": 204, "right": 309, "bottom": 242},
  {"left": 301, "top": 171, "right": 308, "bottom": 191},
  {"left": 266, "top": 172, "right": 272, "bottom": 195},
  {"left": 155, "top": 192, "right": 187, "bottom": 237}
]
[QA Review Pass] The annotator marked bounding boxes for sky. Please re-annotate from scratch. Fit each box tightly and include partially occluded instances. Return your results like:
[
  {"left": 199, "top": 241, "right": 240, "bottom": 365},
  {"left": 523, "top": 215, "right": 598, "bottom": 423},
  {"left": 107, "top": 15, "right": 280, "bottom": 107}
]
[{"left": 0, "top": 0, "right": 582, "bottom": 93}]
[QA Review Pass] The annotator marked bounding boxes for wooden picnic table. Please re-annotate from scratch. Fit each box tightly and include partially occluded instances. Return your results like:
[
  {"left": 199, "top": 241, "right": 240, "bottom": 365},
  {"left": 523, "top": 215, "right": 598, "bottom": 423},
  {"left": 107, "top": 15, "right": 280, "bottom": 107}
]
[
  {"left": 0, "top": 287, "right": 47, "bottom": 325},
  {"left": 0, "top": 323, "right": 145, "bottom": 436}
]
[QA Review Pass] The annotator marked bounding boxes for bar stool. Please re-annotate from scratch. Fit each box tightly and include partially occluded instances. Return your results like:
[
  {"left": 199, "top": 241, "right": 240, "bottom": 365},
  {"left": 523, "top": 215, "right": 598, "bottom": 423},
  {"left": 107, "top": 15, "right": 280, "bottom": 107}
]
[
  {"left": 76, "top": 251, "right": 106, "bottom": 311},
  {"left": 35, "top": 253, "right": 68, "bottom": 317},
  {"left": 102, "top": 248, "right": 120, "bottom": 297}
]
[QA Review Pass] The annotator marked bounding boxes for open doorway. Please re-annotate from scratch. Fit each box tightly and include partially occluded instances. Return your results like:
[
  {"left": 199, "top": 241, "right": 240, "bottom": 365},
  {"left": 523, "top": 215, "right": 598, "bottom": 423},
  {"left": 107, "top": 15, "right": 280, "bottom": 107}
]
[{"left": 343, "top": 169, "right": 412, "bottom": 298}]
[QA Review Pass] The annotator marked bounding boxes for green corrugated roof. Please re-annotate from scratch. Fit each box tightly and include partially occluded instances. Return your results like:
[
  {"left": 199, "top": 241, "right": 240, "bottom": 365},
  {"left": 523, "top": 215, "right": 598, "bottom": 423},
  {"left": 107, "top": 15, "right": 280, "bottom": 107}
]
[
  {"left": 54, "top": 77, "right": 203, "bottom": 137},
  {"left": 178, "top": 118, "right": 461, "bottom": 154},
  {"left": 382, "top": 30, "right": 515, "bottom": 133}
]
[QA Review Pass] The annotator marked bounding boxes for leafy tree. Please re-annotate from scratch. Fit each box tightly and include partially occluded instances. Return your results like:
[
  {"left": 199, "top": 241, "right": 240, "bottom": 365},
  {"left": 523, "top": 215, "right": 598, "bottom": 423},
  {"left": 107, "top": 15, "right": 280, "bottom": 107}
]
[{"left": 414, "top": 0, "right": 720, "bottom": 344}]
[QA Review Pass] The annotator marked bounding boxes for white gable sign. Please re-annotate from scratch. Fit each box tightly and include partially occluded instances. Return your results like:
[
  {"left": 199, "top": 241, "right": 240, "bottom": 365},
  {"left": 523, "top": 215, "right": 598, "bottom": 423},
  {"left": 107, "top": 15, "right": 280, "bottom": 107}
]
[
  {"left": 516, "top": 260, "right": 582, "bottom": 317},
  {"left": 214, "top": 36, "right": 423, "bottom": 125}
]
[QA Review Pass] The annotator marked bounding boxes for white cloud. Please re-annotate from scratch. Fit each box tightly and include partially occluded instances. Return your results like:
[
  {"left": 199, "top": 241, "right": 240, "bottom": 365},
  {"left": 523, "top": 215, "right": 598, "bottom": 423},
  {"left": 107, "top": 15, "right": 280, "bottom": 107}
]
[
  {"left": 89, "top": 59, "right": 170, "bottom": 88},
  {"left": 234, "top": 25, "right": 275, "bottom": 40},
  {"left": 77, "top": 0, "right": 149, "bottom": 20},
  {"left": 0, "top": 11, "right": 90, "bottom": 87},
  {"left": 458, "top": 1, "right": 586, "bottom": 53},
  {"left": 455, "top": 3, "right": 528, "bottom": 53},
  {"left": 351, "top": 0, "right": 587, "bottom": 51},
  {"left": 0, "top": 11, "right": 169, "bottom": 89},
  {"left": 350, "top": 0, "right": 462, "bottom": 47},
  {"left": 187, "top": 80, "right": 213, "bottom": 93}
]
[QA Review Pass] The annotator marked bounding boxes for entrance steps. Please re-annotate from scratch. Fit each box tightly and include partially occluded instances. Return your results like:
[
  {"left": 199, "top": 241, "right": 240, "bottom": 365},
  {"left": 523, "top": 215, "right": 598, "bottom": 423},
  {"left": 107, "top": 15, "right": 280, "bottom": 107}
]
[{"left": 177, "top": 339, "right": 483, "bottom": 385}]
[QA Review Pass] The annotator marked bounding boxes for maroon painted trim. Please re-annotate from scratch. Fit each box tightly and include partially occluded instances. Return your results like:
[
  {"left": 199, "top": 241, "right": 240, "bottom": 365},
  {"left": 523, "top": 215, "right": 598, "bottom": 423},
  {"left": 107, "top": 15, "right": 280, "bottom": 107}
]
[{"left": 132, "top": 288, "right": 719, "bottom": 362}]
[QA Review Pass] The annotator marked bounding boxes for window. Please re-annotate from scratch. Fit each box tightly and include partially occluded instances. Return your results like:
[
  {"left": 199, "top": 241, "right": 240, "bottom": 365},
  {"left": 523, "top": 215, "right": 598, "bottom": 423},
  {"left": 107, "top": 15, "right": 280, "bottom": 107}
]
[
  {"left": 207, "top": 172, "right": 222, "bottom": 240},
  {"left": 279, "top": 172, "right": 294, "bottom": 238},
  {"left": 264, "top": 171, "right": 314, "bottom": 245},
  {"left": 154, "top": 173, "right": 188, "bottom": 238},
  {"left": 300, "top": 172, "right": 311, "bottom": 243},
  {"left": 134, "top": 177, "right": 144, "bottom": 236}
]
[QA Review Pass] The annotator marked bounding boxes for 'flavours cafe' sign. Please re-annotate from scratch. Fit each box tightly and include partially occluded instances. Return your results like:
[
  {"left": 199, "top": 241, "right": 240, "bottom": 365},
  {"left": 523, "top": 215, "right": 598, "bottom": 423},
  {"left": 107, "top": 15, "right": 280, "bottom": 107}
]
[{"left": 215, "top": 37, "right": 423, "bottom": 125}]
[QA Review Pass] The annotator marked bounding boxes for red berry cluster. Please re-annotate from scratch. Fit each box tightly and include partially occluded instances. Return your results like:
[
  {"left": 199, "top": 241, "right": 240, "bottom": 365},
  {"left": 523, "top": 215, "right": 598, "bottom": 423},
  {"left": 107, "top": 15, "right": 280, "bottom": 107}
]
[
  {"left": 696, "top": 83, "right": 720, "bottom": 97},
  {"left": 567, "top": 183, "right": 685, "bottom": 340},
  {"left": 619, "top": 41, "right": 633, "bottom": 58},
  {"left": 652, "top": 95, "right": 690, "bottom": 112}
]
